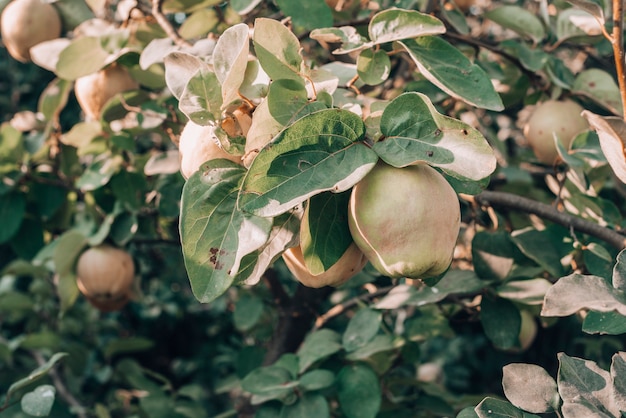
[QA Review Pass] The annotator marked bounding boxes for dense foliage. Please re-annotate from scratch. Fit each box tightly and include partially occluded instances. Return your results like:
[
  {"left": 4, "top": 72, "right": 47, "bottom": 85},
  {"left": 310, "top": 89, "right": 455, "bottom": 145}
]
[{"left": 2, "top": 0, "right": 626, "bottom": 417}]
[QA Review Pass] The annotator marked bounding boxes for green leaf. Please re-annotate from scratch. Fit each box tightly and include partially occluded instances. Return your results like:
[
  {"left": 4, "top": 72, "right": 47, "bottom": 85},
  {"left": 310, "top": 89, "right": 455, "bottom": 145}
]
[
  {"left": 344, "top": 334, "right": 396, "bottom": 361},
  {"left": 21, "top": 385, "right": 56, "bottom": 417},
  {"left": 104, "top": 337, "right": 155, "bottom": 360},
  {"left": 253, "top": 18, "right": 303, "bottom": 81},
  {"left": 275, "top": 0, "right": 333, "bottom": 30},
  {"left": 556, "top": 8, "right": 603, "bottom": 43},
  {"left": 342, "top": 308, "right": 382, "bottom": 352},
  {"left": 241, "top": 365, "right": 297, "bottom": 401},
  {"left": 300, "top": 191, "right": 353, "bottom": 275},
  {"left": 502, "top": 364, "right": 560, "bottom": 413},
  {"left": 56, "top": 36, "right": 111, "bottom": 80},
  {"left": 231, "top": 0, "right": 263, "bottom": 14},
  {"left": 500, "top": 40, "right": 549, "bottom": 72},
  {"left": 299, "top": 369, "right": 335, "bottom": 392},
  {"left": 357, "top": 49, "right": 391, "bottom": 86},
  {"left": 213, "top": 23, "right": 250, "bottom": 107},
  {"left": 404, "top": 309, "right": 455, "bottom": 341},
  {"left": 76, "top": 154, "right": 123, "bottom": 191},
  {"left": 297, "top": 329, "right": 342, "bottom": 373},
  {"left": 583, "top": 112, "right": 626, "bottom": 184},
  {"left": 583, "top": 311, "right": 626, "bottom": 335},
  {"left": 7, "top": 353, "right": 68, "bottom": 401},
  {"left": 0, "top": 192, "right": 26, "bottom": 243},
  {"left": 471, "top": 230, "right": 516, "bottom": 280},
  {"left": 164, "top": 52, "right": 211, "bottom": 101},
  {"left": 309, "top": 27, "right": 369, "bottom": 55},
  {"left": 180, "top": 160, "right": 273, "bottom": 303},
  {"left": 541, "top": 273, "right": 626, "bottom": 317},
  {"left": 337, "top": 364, "right": 381, "bottom": 418},
  {"left": 179, "top": 67, "right": 222, "bottom": 125},
  {"left": 399, "top": 38, "right": 504, "bottom": 111},
  {"left": 484, "top": 5, "right": 546, "bottom": 43},
  {"left": 610, "top": 352, "right": 626, "bottom": 412},
  {"left": 280, "top": 393, "right": 330, "bottom": 418},
  {"left": 480, "top": 296, "right": 521, "bottom": 350},
  {"left": 368, "top": 8, "right": 445, "bottom": 45},
  {"left": 178, "top": 8, "right": 218, "bottom": 39},
  {"left": 239, "top": 108, "right": 377, "bottom": 217},
  {"left": 496, "top": 278, "right": 553, "bottom": 305},
  {"left": 234, "top": 293, "right": 264, "bottom": 331},
  {"left": 510, "top": 226, "right": 567, "bottom": 278},
  {"left": 475, "top": 397, "right": 525, "bottom": 418},
  {"left": 38, "top": 78, "right": 72, "bottom": 121},
  {"left": 375, "top": 92, "right": 496, "bottom": 180},
  {"left": 558, "top": 353, "right": 617, "bottom": 416},
  {"left": 267, "top": 78, "right": 309, "bottom": 125}
]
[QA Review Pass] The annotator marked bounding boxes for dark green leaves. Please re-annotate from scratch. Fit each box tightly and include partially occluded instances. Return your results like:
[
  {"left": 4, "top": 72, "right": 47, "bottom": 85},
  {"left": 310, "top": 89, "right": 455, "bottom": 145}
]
[
  {"left": 376, "top": 92, "right": 496, "bottom": 181},
  {"left": 239, "top": 109, "right": 377, "bottom": 217},
  {"left": 180, "top": 160, "right": 273, "bottom": 303},
  {"left": 337, "top": 364, "right": 381, "bottom": 418}
]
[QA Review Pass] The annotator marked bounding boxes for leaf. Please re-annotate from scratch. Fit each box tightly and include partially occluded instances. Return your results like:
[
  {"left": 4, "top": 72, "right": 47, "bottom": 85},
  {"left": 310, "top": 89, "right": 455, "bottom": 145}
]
[
  {"left": 610, "top": 352, "right": 626, "bottom": 412},
  {"left": 21, "top": 385, "right": 56, "bottom": 417},
  {"left": 253, "top": 18, "right": 303, "bottom": 81},
  {"left": 342, "top": 308, "right": 382, "bottom": 352},
  {"left": 300, "top": 191, "right": 353, "bottom": 275},
  {"left": 310, "top": 26, "right": 369, "bottom": 55},
  {"left": 297, "top": 329, "right": 342, "bottom": 373},
  {"left": 104, "top": 337, "right": 155, "bottom": 360},
  {"left": 567, "top": 0, "right": 605, "bottom": 21},
  {"left": 502, "top": 364, "right": 560, "bottom": 413},
  {"left": 56, "top": 36, "right": 111, "bottom": 80},
  {"left": 368, "top": 8, "right": 445, "bottom": 45},
  {"left": 574, "top": 69, "right": 623, "bottom": 117},
  {"left": 234, "top": 293, "right": 264, "bottom": 331},
  {"left": 299, "top": 369, "right": 335, "bottom": 392},
  {"left": 38, "top": 78, "right": 72, "bottom": 121},
  {"left": 345, "top": 334, "right": 396, "bottom": 361},
  {"left": 375, "top": 92, "right": 496, "bottom": 180},
  {"left": 164, "top": 52, "right": 209, "bottom": 101},
  {"left": 213, "top": 23, "right": 250, "bottom": 107},
  {"left": 357, "top": 49, "right": 391, "bottom": 86},
  {"left": 484, "top": 6, "right": 546, "bottom": 43},
  {"left": 399, "top": 38, "right": 504, "bottom": 111},
  {"left": 76, "top": 154, "right": 123, "bottom": 191},
  {"left": 7, "top": 353, "right": 68, "bottom": 401},
  {"left": 180, "top": 160, "right": 273, "bottom": 303},
  {"left": 614, "top": 250, "right": 626, "bottom": 291},
  {"left": 583, "top": 311, "right": 626, "bottom": 335},
  {"left": 53, "top": 229, "right": 87, "bottom": 277},
  {"left": 178, "top": 66, "right": 222, "bottom": 125},
  {"left": 472, "top": 230, "right": 516, "bottom": 280},
  {"left": 241, "top": 365, "right": 297, "bottom": 401},
  {"left": 558, "top": 353, "right": 618, "bottom": 417},
  {"left": 275, "top": 0, "right": 333, "bottom": 30},
  {"left": 178, "top": 8, "right": 218, "bottom": 39},
  {"left": 583, "top": 111, "right": 626, "bottom": 184},
  {"left": 337, "top": 364, "right": 381, "bottom": 418},
  {"left": 267, "top": 78, "right": 309, "bottom": 125},
  {"left": 556, "top": 8, "right": 603, "bottom": 42},
  {"left": 541, "top": 273, "right": 626, "bottom": 317},
  {"left": 475, "top": 397, "right": 525, "bottom": 418},
  {"left": 232, "top": 0, "right": 263, "bottom": 14},
  {"left": 510, "top": 226, "right": 567, "bottom": 278},
  {"left": 481, "top": 296, "right": 521, "bottom": 350},
  {"left": 0, "top": 192, "right": 26, "bottom": 243},
  {"left": 281, "top": 393, "right": 330, "bottom": 418},
  {"left": 238, "top": 108, "right": 377, "bottom": 217},
  {"left": 496, "top": 279, "right": 553, "bottom": 305}
]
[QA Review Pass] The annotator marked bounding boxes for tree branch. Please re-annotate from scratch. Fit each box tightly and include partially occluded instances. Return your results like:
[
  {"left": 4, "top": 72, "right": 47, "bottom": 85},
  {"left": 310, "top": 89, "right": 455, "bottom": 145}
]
[
  {"left": 150, "top": 0, "right": 191, "bottom": 48},
  {"left": 473, "top": 190, "right": 626, "bottom": 250},
  {"left": 611, "top": 0, "right": 626, "bottom": 119}
]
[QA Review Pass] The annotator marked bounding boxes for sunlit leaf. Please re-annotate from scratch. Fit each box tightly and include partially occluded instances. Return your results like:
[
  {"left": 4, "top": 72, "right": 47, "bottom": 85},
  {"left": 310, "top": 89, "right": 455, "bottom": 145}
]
[
  {"left": 484, "top": 5, "right": 546, "bottom": 43},
  {"left": 357, "top": 49, "right": 391, "bottom": 86},
  {"left": 376, "top": 92, "right": 496, "bottom": 180},
  {"left": 21, "top": 385, "right": 56, "bottom": 417},
  {"left": 179, "top": 66, "right": 222, "bottom": 125},
  {"left": 368, "top": 8, "right": 445, "bottom": 45},
  {"left": 399, "top": 38, "right": 504, "bottom": 111},
  {"left": 239, "top": 109, "right": 377, "bottom": 217},
  {"left": 583, "top": 111, "right": 626, "bottom": 184},
  {"left": 253, "top": 18, "right": 303, "bottom": 80},
  {"left": 502, "top": 364, "right": 560, "bottom": 413},
  {"left": 38, "top": 78, "right": 72, "bottom": 121},
  {"left": 163, "top": 52, "right": 209, "bottom": 101},
  {"left": 267, "top": 78, "right": 309, "bottom": 125},
  {"left": 213, "top": 23, "right": 250, "bottom": 107},
  {"left": 573, "top": 69, "right": 622, "bottom": 116},
  {"left": 475, "top": 397, "right": 526, "bottom": 418},
  {"left": 310, "top": 26, "right": 369, "bottom": 55}
]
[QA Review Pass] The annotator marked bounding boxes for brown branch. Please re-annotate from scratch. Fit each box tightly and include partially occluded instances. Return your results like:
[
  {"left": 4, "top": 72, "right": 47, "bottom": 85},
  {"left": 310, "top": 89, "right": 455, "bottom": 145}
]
[
  {"left": 314, "top": 285, "right": 394, "bottom": 330},
  {"left": 150, "top": 0, "right": 191, "bottom": 48},
  {"left": 31, "top": 351, "right": 87, "bottom": 418},
  {"left": 611, "top": 0, "right": 626, "bottom": 119},
  {"left": 473, "top": 190, "right": 626, "bottom": 250}
]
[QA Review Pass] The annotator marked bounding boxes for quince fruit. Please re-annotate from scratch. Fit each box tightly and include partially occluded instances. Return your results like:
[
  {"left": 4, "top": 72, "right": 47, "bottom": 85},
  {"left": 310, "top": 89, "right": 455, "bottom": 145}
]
[{"left": 348, "top": 162, "right": 460, "bottom": 280}]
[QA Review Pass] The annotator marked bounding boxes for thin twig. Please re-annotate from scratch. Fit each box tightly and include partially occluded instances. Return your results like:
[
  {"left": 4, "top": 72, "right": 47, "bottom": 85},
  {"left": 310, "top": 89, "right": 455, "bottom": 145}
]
[
  {"left": 151, "top": 0, "right": 191, "bottom": 48},
  {"left": 314, "top": 285, "right": 394, "bottom": 330},
  {"left": 473, "top": 190, "right": 626, "bottom": 250},
  {"left": 31, "top": 351, "right": 87, "bottom": 418},
  {"left": 611, "top": 0, "right": 626, "bottom": 119}
]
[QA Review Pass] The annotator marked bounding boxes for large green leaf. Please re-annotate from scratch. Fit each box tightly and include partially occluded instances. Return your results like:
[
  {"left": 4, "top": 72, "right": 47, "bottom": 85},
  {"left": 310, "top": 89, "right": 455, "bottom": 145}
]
[
  {"left": 179, "top": 67, "right": 223, "bottom": 125},
  {"left": 368, "top": 8, "right": 445, "bottom": 45},
  {"left": 342, "top": 308, "right": 382, "bottom": 352},
  {"left": 238, "top": 109, "right": 377, "bottom": 217},
  {"left": 475, "top": 398, "right": 527, "bottom": 418},
  {"left": 20, "top": 385, "right": 56, "bottom": 417},
  {"left": 38, "top": 78, "right": 72, "bottom": 121},
  {"left": 399, "top": 38, "right": 504, "bottom": 111},
  {"left": 275, "top": 0, "right": 333, "bottom": 30},
  {"left": 180, "top": 160, "right": 273, "bottom": 303},
  {"left": 375, "top": 92, "right": 496, "bottom": 180},
  {"left": 480, "top": 296, "right": 521, "bottom": 350},
  {"left": 582, "top": 311, "right": 626, "bottom": 335},
  {"left": 357, "top": 49, "right": 391, "bottom": 86},
  {"left": 337, "top": 364, "right": 381, "bottom": 418},
  {"left": 253, "top": 18, "right": 303, "bottom": 81},
  {"left": 297, "top": 329, "right": 342, "bottom": 373},
  {"left": 300, "top": 191, "right": 352, "bottom": 275},
  {"left": 0, "top": 192, "right": 26, "bottom": 243},
  {"left": 267, "top": 78, "right": 309, "bottom": 125},
  {"left": 502, "top": 364, "right": 560, "bottom": 413},
  {"left": 213, "top": 23, "right": 250, "bottom": 107},
  {"left": 484, "top": 5, "right": 546, "bottom": 43},
  {"left": 7, "top": 353, "right": 68, "bottom": 401},
  {"left": 280, "top": 393, "right": 330, "bottom": 418}
]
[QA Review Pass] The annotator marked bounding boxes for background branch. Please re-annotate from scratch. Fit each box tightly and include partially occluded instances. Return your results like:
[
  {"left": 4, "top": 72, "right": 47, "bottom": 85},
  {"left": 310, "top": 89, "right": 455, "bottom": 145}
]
[
  {"left": 474, "top": 190, "right": 626, "bottom": 250},
  {"left": 150, "top": 0, "right": 191, "bottom": 48}
]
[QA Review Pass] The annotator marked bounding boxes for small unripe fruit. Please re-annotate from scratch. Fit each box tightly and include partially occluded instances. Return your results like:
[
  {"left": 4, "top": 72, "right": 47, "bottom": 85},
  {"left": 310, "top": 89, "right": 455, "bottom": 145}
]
[
  {"left": 178, "top": 120, "right": 242, "bottom": 179},
  {"left": 282, "top": 243, "right": 368, "bottom": 288},
  {"left": 74, "top": 64, "right": 139, "bottom": 120},
  {"left": 348, "top": 162, "right": 460, "bottom": 280},
  {"left": 0, "top": 0, "right": 62, "bottom": 62},
  {"left": 76, "top": 245, "right": 135, "bottom": 312},
  {"left": 523, "top": 100, "right": 588, "bottom": 165}
]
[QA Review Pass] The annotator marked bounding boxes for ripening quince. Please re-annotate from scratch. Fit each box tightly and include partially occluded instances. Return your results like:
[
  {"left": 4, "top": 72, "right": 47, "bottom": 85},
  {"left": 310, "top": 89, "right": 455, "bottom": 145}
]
[
  {"left": 74, "top": 63, "right": 139, "bottom": 120},
  {"left": 76, "top": 244, "right": 135, "bottom": 312},
  {"left": 282, "top": 243, "right": 368, "bottom": 288},
  {"left": 348, "top": 162, "right": 460, "bottom": 280},
  {"left": 178, "top": 120, "right": 243, "bottom": 179},
  {"left": 523, "top": 100, "right": 588, "bottom": 165},
  {"left": 0, "top": 0, "right": 62, "bottom": 62}
]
